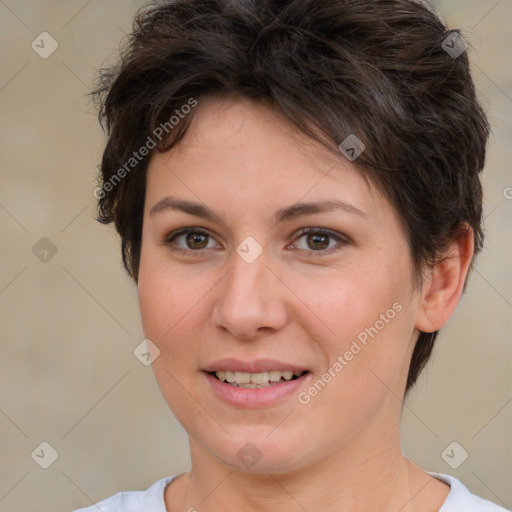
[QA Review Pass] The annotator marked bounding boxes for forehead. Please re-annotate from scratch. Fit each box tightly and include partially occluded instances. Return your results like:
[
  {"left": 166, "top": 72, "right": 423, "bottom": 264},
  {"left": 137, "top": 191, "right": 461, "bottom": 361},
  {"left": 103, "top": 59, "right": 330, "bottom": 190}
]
[
  {"left": 144, "top": 95, "right": 392, "bottom": 226},
  {"left": 173, "top": 95, "right": 350, "bottom": 170}
]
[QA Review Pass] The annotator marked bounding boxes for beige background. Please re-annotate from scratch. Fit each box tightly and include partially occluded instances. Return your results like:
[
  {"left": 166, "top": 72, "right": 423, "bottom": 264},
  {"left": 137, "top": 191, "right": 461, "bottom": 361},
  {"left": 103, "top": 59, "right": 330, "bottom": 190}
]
[{"left": 0, "top": 1, "right": 510, "bottom": 511}]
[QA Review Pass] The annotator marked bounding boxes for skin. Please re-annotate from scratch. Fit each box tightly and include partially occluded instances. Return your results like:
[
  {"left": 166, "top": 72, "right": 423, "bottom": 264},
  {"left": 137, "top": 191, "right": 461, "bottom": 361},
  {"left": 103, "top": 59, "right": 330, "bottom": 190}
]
[{"left": 137, "top": 95, "right": 474, "bottom": 512}]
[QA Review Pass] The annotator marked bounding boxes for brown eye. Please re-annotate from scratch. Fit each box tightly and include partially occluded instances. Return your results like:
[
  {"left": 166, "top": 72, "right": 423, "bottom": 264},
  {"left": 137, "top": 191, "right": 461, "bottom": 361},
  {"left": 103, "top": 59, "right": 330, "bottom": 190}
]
[
  {"left": 292, "top": 228, "right": 348, "bottom": 255},
  {"left": 185, "top": 232, "right": 209, "bottom": 250},
  {"left": 306, "top": 232, "right": 330, "bottom": 250},
  {"left": 165, "top": 228, "right": 219, "bottom": 253},
  {"left": 165, "top": 227, "right": 347, "bottom": 257}
]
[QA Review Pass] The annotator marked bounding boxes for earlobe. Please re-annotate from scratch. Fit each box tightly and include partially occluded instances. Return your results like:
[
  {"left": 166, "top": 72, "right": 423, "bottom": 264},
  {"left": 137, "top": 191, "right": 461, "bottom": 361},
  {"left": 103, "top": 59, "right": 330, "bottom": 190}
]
[{"left": 415, "top": 225, "right": 475, "bottom": 333}]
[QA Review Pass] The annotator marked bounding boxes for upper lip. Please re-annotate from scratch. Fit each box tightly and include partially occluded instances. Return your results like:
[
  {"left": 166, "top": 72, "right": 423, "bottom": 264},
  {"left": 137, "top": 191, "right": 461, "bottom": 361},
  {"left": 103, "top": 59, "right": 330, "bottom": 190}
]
[{"left": 203, "top": 358, "right": 310, "bottom": 373}]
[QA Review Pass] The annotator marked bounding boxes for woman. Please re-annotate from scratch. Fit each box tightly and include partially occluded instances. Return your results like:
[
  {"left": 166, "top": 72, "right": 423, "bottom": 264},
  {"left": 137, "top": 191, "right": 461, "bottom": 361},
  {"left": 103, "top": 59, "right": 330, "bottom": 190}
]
[{"left": 75, "top": 0, "right": 508, "bottom": 510}]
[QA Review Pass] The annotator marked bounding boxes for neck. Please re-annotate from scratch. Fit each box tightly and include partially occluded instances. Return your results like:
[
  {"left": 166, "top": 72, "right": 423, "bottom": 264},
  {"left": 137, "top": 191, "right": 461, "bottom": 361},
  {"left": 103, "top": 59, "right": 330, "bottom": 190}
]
[{"left": 166, "top": 421, "right": 449, "bottom": 512}]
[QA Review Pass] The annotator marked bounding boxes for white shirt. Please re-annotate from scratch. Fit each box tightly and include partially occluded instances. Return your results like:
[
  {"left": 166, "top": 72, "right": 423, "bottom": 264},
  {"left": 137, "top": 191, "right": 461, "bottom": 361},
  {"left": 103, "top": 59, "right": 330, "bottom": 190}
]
[{"left": 71, "top": 472, "right": 510, "bottom": 511}]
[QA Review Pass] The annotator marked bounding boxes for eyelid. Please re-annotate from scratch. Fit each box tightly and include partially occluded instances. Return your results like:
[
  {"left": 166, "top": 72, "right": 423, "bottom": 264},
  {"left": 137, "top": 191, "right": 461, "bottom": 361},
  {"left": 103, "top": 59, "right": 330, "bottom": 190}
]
[{"left": 292, "top": 227, "right": 350, "bottom": 244}]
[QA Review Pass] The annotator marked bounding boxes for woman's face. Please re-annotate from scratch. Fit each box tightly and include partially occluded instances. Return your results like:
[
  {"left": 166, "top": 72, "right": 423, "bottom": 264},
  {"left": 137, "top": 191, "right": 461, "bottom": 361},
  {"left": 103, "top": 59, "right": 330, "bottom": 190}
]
[{"left": 137, "top": 95, "right": 422, "bottom": 474}]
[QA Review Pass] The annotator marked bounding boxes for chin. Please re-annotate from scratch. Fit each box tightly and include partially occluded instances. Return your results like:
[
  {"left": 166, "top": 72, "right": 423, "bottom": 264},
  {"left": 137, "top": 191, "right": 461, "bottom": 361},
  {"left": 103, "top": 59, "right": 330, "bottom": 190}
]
[{"left": 205, "top": 427, "right": 313, "bottom": 475}]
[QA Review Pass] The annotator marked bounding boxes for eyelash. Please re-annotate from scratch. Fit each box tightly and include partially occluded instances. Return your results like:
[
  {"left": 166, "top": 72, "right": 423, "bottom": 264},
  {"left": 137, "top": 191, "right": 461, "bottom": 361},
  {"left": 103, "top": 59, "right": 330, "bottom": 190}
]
[{"left": 164, "top": 227, "right": 349, "bottom": 257}]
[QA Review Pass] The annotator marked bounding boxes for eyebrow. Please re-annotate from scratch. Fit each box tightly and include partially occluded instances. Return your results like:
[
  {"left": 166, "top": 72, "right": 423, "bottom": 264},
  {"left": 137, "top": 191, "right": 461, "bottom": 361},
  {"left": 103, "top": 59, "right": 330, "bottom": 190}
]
[{"left": 149, "top": 196, "right": 369, "bottom": 223}]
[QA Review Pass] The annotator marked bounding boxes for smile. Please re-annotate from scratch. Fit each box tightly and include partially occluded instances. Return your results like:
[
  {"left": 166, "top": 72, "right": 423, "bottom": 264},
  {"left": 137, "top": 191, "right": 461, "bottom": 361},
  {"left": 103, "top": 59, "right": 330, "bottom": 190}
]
[{"left": 210, "top": 370, "right": 307, "bottom": 387}]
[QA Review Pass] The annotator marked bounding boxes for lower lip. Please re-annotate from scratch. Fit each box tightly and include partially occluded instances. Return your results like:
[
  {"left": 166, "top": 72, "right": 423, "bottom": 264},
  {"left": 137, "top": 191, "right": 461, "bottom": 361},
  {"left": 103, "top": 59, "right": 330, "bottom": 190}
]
[{"left": 204, "top": 372, "right": 312, "bottom": 408}]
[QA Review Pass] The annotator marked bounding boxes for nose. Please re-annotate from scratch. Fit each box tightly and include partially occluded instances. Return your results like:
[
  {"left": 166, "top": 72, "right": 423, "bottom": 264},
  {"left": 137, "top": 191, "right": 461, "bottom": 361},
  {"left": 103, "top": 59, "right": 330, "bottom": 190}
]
[{"left": 211, "top": 245, "right": 288, "bottom": 341}]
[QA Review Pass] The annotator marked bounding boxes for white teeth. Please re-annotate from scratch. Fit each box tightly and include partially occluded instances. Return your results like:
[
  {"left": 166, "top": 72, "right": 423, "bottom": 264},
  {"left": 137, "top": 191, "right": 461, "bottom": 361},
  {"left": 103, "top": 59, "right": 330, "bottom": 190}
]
[
  {"left": 214, "top": 369, "right": 305, "bottom": 386},
  {"left": 250, "top": 371, "right": 269, "bottom": 384},
  {"left": 235, "top": 371, "right": 251, "bottom": 384},
  {"left": 268, "top": 370, "right": 282, "bottom": 382}
]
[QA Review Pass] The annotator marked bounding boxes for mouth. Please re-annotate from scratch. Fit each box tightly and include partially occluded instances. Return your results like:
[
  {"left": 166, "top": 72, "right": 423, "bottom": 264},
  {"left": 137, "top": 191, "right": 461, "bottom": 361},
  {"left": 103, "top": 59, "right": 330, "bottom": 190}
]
[{"left": 207, "top": 370, "right": 310, "bottom": 388}]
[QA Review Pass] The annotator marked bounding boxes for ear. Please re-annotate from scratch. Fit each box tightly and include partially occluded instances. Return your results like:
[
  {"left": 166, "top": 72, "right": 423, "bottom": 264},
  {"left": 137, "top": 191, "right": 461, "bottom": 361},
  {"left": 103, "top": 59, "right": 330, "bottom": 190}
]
[{"left": 415, "top": 224, "right": 475, "bottom": 333}]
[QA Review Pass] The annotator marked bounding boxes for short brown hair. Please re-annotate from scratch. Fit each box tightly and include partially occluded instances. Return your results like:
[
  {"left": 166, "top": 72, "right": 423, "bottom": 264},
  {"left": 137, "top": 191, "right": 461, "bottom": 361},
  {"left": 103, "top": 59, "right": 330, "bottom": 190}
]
[{"left": 91, "top": 0, "right": 490, "bottom": 395}]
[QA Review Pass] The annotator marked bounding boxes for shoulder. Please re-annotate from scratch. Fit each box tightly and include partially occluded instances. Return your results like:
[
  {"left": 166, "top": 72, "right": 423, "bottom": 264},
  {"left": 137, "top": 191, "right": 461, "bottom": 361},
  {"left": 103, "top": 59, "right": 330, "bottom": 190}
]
[
  {"left": 70, "top": 475, "right": 177, "bottom": 512},
  {"left": 429, "top": 472, "right": 510, "bottom": 512}
]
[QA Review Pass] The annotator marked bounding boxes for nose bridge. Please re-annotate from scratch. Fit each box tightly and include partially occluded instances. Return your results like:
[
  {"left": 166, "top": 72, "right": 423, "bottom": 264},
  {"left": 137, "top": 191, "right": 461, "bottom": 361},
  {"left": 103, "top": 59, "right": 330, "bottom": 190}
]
[
  {"left": 225, "top": 245, "right": 272, "bottom": 306},
  {"left": 212, "top": 242, "right": 287, "bottom": 337}
]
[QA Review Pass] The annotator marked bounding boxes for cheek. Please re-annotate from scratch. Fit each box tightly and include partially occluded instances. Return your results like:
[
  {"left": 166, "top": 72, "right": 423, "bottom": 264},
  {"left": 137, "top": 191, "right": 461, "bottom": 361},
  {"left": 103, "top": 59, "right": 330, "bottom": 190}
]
[
  {"left": 137, "top": 255, "right": 204, "bottom": 421},
  {"left": 137, "top": 248, "right": 218, "bottom": 375},
  {"left": 138, "top": 242, "right": 193, "bottom": 332},
  {"left": 301, "top": 307, "right": 412, "bottom": 442},
  {"left": 305, "top": 297, "right": 410, "bottom": 414},
  {"left": 137, "top": 248, "right": 187, "bottom": 354},
  {"left": 308, "top": 261, "right": 407, "bottom": 340},
  {"left": 307, "top": 261, "right": 414, "bottom": 400}
]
